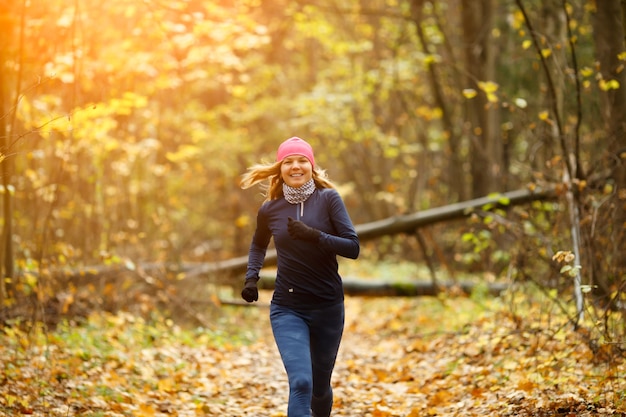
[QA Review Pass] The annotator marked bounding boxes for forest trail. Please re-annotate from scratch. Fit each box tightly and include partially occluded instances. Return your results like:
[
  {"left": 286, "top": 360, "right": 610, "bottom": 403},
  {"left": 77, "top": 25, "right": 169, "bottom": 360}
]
[
  {"left": 190, "top": 296, "right": 623, "bottom": 417},
  {"left": 206, "top": 296, "right": 423, "bottom": 417},
  {"left": 1, "top": 295, "right": 623, "bottom": 417}
]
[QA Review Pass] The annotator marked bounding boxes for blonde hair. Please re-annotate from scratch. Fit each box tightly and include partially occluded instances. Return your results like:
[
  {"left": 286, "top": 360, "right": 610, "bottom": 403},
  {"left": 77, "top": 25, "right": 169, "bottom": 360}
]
[{"left": 241, "top": 160, "right": 334, "bottom": 202}]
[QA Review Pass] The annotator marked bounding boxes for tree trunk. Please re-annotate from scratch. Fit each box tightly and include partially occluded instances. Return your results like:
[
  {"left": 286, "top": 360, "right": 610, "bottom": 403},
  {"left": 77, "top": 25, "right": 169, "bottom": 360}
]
[
  {"left": 461, "top": 0, "right": 500, "bottom": 198},
  {"left": 0, "top": 60, "right": 7, "bottom": 306},
  {"left": 591, "top": 0, "right": 626, "bottom": 298},
  {"left": 0, "top": 0, "right": 17, "bottom": 303}
]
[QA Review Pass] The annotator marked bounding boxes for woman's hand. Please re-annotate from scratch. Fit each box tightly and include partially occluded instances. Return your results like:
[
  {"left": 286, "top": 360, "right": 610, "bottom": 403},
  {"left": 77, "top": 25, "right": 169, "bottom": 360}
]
[
  {"left": 287, "top": 217, "right": 321, "bottom": 242},
  {"left": 241, "top": 278, "right": 259, "bottom": 302}
]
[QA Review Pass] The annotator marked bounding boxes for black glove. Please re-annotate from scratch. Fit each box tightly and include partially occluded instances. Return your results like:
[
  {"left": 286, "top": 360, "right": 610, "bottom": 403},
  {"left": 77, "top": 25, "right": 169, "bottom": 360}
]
[
  {"left": 287, "top": 217, "right": 321, "bottom": 242},
  {"left": 241, "top": 278, "right": 259, "bottom": 302}
]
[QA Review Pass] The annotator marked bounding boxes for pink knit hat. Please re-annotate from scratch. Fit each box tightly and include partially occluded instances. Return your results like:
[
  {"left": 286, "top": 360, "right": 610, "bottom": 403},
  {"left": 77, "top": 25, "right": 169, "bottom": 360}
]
[{"left": 276, "top": 137, "right": 315, "bottom": 167}]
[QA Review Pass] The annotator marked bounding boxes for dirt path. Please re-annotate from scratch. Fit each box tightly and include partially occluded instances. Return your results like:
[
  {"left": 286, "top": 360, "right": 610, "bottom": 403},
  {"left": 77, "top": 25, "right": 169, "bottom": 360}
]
[
  {"left": 204, "top": 297, "right": 420, "bottom": 417},
  {"left": 204, "top": 296, "right": 623, "bottom": 417}
]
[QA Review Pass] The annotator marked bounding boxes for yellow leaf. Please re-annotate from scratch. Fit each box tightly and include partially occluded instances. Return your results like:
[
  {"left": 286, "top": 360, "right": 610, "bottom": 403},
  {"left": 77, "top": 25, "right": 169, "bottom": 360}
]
[
  {"left": 5, "top": 394, "right": 18, "bottom": 407},
  {"left": 138, "top": 403, "right": 157, "bottom": 416},
  {"left": 477, "top": 81, "right": 499, "bottom": 93},
  {"left": 414, "top": 105, "right": 441, "bottom": 121},
  {"left": 580, "top": 67, "right": 594, "bottom": 77},
  {"left": 388, "top": 318, "right": 403, "bottom": 331},
  {"left": 231, "top": 85, "right": 247, "bottom": 98},
  {"left": 429, "top": 390, "right": 452, "bottom": 406},
  {"left": 24, "top": 272, "right": 38, "bottom": 289},
  {"left": 407, "top": 408, "right": 422, "bottom": 417},
  {"left": 486, "top": 92, "right": 499, "bottom": 103},
  {"left": 518, "top": 379, "right": 538, "bottom": 392},
  {"left": 462, "top": 88, "right": 477, "bottom": 99},
  {"left": 235, "top": 215, "right": 250, "bottom": 228},
  {"left": 541, "top": 48, "right": 552, "bottom": 58},
  {"left": 512, "top": 11, "right": 525, "bottom": 29},
  {"left": 599, "top": 79, "right": 620, "bottom": 91},
  {"left": 538, "top": 110, "right": 550, "bottom": 121},
  {"left": 157, "top": 377, "right": 175, "bottom": 392},
  {"left": 165, "top": 144, "right": 202, "bottom": 163},
  {"left": 522, "top": 39, "right": 532, "bottom": 49},
  {"left": 424, "top": 54, "right": 437, "bottom": 65}
]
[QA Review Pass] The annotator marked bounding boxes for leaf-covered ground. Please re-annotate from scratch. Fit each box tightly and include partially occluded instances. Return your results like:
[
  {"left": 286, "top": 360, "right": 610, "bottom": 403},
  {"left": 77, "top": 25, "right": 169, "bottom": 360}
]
[{"left": 1, "top": 291, "right": 625, "bottom": 417}]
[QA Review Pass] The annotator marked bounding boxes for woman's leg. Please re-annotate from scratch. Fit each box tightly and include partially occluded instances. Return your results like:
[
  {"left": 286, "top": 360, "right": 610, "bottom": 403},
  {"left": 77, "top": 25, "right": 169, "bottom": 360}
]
[
  {"left": 309, "top": 303, "right": 345, "bottom": 417},
  {"left": 270, "top": 304, "right": 313, "bottom": 417}
]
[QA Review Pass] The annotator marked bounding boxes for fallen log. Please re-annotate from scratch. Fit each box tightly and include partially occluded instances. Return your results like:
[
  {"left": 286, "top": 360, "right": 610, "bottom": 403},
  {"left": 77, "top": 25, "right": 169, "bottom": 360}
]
[
  {"left": 220, "top": 276, "right": 508, "bottom": 306},
  {"left": 355, "top": 186, "right": 555, "bottom": 240},
  {"left": 30, "top": 186, "right": 555, "bottom": 283},
  {"left": 182, "top": 186, "right": 555, "bottom": 279}
]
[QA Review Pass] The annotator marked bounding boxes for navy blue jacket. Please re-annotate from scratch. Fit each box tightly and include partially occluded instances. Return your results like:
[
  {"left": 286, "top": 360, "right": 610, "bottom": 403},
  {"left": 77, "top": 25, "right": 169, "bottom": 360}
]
[{"left": 245, "top": 187, "right": 360, "bottom": 308}]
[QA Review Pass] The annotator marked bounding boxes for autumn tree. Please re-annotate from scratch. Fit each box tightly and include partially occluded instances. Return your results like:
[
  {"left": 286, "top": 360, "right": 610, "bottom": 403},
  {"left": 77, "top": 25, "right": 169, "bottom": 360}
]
[
  {"left": 0, "top": 0, "right": 21, "bottom": 305},
  {"left": 0, "top": 0, "right": 623, "bottom": 348},
  {"left": 460, "top": 0, "right": 502, "bottom": 199}
]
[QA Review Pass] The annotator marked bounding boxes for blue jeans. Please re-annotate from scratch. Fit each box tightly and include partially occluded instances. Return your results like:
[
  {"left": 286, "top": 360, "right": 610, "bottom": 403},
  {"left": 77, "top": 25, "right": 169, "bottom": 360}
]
[{"left": 270, "top": 302, "right": 345, "bottom": 417}]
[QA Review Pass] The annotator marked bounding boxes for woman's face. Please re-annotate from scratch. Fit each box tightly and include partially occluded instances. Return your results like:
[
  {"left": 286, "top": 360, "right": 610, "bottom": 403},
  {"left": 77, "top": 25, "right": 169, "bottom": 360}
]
[{"left": 281, "top": 155, "right": 313, "bottom": 188}]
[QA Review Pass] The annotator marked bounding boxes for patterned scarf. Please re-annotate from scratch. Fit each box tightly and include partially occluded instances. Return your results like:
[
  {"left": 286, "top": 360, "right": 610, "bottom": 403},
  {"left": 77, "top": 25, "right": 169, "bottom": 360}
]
[{"left": 283, "top": 179, "right": 316, "bottom": 205}]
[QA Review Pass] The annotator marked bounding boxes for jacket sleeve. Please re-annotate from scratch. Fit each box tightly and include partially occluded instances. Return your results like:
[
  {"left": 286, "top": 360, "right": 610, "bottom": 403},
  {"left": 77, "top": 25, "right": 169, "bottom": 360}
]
[
  {"left": 245, "top": 205, "right": 272, "bottom": 281},
  {"left": 318, "top": 189, "right": 360, "bottom": 259}
]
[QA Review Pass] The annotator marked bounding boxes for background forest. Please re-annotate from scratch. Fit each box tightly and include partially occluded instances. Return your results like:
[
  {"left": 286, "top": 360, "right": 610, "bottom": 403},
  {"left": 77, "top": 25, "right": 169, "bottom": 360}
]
[
  {"left": 1, "top": 0, "right": 626, "bottom": 415},
  {"left": 1, "top": 0, "right": 625, "bottom": 365}
]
